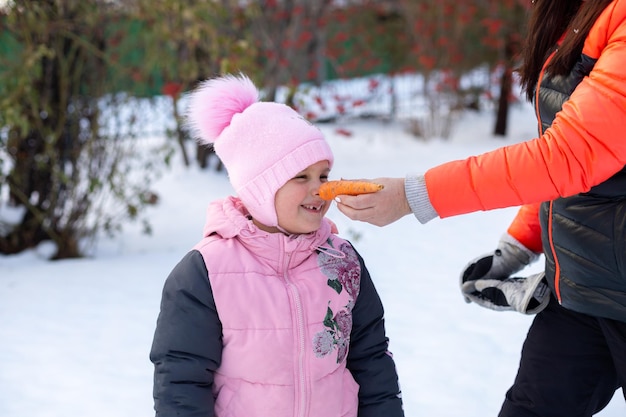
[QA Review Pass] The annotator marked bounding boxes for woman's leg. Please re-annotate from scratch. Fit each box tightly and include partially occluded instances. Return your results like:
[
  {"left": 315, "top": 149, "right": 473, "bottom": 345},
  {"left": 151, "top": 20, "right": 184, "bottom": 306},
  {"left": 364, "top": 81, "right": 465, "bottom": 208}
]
[
  {"left": 599, "top": 315, "right": 626, "bottom": 402},
  {"left": 498, "top": 297, "right": 619, "bottom": 417}
]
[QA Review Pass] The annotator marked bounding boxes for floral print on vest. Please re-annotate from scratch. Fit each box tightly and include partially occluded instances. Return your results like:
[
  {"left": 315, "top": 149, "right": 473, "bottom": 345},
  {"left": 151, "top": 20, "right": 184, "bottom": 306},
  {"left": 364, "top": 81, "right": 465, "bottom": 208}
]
[{"left": 313, "top": 241, "right": 361, "bottom": 363}]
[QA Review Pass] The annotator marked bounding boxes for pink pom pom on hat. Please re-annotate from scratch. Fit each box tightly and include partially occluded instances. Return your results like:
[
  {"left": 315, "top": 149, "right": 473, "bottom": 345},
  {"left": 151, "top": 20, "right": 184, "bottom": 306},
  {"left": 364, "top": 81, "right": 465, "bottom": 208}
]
[{"left": 186, "top": 73, "right": 334, "bottom": 227}]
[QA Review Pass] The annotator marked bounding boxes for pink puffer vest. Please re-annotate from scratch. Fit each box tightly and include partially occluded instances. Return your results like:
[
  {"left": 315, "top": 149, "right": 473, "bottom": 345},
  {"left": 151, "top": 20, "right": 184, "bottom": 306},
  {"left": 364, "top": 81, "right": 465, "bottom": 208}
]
[{"left": 194, "top": 197, "right": 361, "bottom": 417}]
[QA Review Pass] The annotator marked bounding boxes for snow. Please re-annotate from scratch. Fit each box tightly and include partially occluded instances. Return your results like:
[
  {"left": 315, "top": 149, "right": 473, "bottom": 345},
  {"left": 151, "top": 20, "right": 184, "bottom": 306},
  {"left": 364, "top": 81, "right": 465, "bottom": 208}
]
[{"left": 1, "top": 91, "right": 624, "bottom": 416}]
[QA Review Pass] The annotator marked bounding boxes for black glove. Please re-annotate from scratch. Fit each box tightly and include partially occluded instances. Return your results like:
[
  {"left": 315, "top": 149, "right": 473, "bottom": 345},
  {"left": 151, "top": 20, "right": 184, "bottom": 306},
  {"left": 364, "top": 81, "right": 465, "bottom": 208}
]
[{"left": 460, "top": 234, "right": 547, "bottom": 315}]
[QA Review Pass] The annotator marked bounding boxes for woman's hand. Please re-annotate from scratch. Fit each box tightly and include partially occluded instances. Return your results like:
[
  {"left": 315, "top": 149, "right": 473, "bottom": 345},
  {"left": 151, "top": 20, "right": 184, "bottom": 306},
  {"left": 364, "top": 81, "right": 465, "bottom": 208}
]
[{"left": 334, "top": 177, "right": 412, "bottom": 226}]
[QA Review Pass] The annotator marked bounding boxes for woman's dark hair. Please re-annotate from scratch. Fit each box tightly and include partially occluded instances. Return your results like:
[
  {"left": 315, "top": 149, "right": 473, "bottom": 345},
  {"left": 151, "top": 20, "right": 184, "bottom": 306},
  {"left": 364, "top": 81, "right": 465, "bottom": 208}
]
[{"left": 518, "top": 0, "right": 614, "bottom": 101}]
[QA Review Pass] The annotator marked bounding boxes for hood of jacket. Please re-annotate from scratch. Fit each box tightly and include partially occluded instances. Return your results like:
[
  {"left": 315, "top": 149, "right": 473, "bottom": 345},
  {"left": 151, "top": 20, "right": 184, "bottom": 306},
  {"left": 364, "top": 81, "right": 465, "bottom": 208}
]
[{"left": 201, "top": 196, "right": 338, "bottom": 270}]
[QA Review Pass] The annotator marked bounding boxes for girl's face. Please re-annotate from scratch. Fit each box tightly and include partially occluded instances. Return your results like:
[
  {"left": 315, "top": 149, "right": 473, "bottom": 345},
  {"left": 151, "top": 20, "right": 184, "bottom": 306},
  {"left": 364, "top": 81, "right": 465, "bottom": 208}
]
[{"left": 254, "top": 160, "right": 331, "bottom": 235}]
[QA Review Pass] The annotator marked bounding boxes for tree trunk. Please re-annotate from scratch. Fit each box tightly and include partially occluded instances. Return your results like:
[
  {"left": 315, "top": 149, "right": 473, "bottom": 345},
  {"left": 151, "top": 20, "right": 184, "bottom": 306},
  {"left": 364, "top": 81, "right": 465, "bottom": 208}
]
[
  {"left": 172, "top": 95, "right": 190, "bottom": 166},
  {"left": 494, "top": 35, "right": 517, "bottom": 137},
  {"left": 493, "top": 66, "right": 511, "bottom": 136}
]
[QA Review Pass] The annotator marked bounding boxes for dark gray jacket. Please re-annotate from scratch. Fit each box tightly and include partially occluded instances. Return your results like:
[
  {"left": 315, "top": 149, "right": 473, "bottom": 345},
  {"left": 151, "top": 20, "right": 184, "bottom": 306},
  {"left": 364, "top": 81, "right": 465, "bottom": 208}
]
[{"left": 150, "top": 249, "right": 404, "bottom": 417}]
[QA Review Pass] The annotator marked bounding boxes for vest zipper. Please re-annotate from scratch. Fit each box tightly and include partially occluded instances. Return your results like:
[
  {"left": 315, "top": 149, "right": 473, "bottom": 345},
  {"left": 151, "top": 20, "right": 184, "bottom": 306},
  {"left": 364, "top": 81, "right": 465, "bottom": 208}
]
[
  {"left": 536, "top": 49, "right": 563, "bottom": 304},
  {"left": 282, "top": 242, "right": 309, "bottom": 417}
]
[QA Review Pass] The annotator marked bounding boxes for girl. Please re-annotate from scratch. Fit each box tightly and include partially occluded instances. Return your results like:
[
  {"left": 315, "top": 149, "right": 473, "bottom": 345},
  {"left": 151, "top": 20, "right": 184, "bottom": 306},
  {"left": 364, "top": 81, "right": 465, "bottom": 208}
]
[{"left": 149, "top": 74, "right": 404, "bottom": 417}]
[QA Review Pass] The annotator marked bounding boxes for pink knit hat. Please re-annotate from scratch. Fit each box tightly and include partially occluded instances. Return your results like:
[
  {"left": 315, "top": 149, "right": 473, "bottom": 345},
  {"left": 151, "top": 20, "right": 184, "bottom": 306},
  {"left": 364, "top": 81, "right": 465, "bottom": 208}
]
[{"left": 186, "top": 73, "right": 334, "bottom": 227}]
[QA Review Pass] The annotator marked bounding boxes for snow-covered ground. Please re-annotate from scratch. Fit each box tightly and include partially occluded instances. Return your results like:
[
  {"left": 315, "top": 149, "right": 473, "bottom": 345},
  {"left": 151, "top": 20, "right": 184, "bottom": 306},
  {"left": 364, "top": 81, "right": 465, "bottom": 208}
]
[{"left": 1, "top": 85, "right": 624, "bottom": 416}]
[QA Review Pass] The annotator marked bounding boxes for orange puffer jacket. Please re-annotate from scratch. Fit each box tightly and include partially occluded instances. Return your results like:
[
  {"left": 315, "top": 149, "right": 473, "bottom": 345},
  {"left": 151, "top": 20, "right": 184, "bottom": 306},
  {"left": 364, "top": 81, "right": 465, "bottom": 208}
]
[{"left": 425, "top": 0, "right": 626, "bottom": 321}]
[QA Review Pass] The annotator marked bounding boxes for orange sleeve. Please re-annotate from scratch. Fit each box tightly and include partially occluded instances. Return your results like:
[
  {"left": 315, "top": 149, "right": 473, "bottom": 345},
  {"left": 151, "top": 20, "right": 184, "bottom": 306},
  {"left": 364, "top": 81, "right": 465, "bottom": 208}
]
[
  {"left": 506, "top": 203, "right": 543, "bottom": 253},
  {"left": 424, "top": 1, "right": 626, "bottom": 219}
]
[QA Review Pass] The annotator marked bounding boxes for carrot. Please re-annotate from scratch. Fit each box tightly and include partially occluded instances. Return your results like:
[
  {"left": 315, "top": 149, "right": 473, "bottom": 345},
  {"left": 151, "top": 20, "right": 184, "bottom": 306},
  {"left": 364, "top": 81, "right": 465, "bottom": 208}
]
[{"left": 318, "top": 180, "right": 384, "bottom": 201}]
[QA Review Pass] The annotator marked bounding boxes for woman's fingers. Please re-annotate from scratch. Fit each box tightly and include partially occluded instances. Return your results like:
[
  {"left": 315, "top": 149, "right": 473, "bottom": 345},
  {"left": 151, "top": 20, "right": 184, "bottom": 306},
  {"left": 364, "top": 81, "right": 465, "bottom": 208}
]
[{"left": 335, "top": 178, "right": 411, "bottom": 226}]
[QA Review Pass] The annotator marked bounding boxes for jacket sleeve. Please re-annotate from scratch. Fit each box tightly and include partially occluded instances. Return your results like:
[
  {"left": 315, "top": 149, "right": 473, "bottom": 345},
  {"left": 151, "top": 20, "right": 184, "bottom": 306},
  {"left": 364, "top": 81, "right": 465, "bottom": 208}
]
[
  {"left": 506, "top": 202, "right": 543, "bottom": 253},
  {"left": 150, "top": 250, "right": 222, "bottom": 417},
  {"left": 347, "top": 250, "right": 404, "bottom": 417},
  {"left": 423, "top": 2, "right": 626, "bottom": 220}
]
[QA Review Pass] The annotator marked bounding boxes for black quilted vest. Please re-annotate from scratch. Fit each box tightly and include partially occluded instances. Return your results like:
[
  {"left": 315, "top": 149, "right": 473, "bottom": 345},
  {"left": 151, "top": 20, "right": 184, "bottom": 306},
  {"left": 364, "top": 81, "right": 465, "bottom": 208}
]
[{"left": 536, "top": 53, "right": 626, "bottom": 322}]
